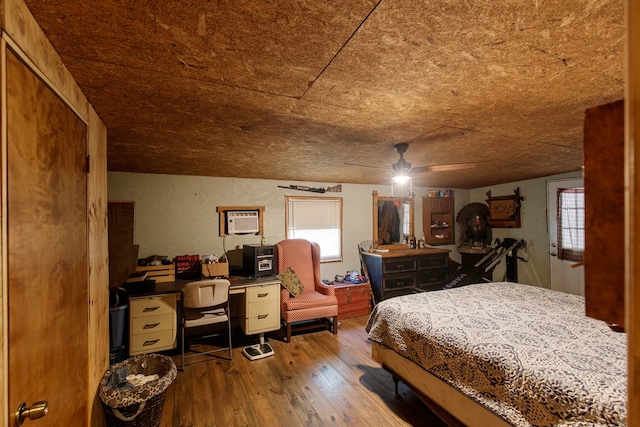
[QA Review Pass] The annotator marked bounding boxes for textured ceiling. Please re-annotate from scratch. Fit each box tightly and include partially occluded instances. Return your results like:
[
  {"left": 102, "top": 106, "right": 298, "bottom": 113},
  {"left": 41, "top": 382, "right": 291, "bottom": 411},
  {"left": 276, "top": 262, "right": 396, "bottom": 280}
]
[{"left": 23, "top": 0, "right": 624, "bottom": 189}]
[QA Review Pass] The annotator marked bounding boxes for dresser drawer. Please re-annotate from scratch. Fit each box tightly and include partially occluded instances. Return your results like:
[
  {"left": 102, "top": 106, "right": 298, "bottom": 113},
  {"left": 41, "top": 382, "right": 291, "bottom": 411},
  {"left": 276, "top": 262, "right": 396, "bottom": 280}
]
[
  {"left": 131, "top": 313, "right": 175, "bottom": 335},
  {"left": 418, "top": 269, "right": 447, "bottom": 286},
  {"left": 419, "top": 254, "right": 449, "bottom": 269},
  {"left": 246, "top": 284, "right": 279, "bottom": 303},
  {"left": 334, "top": 283, "right": 370, "bottom": 305},
  {"left": 245, "top": 300, "right": 280, "bottom": 334},
  {"left": 337, "top": 298, "right": 371, "bottom": 319},
  {"left": 383, "top": 274, "right": 416, "bottom": 290},
  {"left": 129, "top": 330, "right": 176, "bottom": 355},
  {"left": 383, "top": 258, "right": 417, "bottom": 273},
  {"left": 130, "top": 296, "right": 175, "bottom": 317}
]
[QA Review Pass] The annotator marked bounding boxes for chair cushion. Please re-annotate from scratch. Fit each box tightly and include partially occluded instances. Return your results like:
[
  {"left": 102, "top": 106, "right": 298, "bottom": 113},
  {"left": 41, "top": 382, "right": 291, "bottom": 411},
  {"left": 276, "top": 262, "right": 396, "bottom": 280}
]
[
  {"left": 277, "top": 267, "right": 305, "bottom": 297},
  {"left": 183, "top": 308, "right": 229, "bottom": 328},
  {"left": 282, "top": 289, "right": 338, "bottom": 311}
]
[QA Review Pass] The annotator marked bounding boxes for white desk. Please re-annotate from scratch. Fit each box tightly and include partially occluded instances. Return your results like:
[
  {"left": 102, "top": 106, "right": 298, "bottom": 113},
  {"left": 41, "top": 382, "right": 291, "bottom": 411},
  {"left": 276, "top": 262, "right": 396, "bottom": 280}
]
[
  {"left": 231, "top": 276, "right": 281, "bottom": 334},
  {"left": 127, "top": 276, "right": 281, "bottom": 359},
  {"left": 231, "top": 276, "right": 281, "bottom": 359}
]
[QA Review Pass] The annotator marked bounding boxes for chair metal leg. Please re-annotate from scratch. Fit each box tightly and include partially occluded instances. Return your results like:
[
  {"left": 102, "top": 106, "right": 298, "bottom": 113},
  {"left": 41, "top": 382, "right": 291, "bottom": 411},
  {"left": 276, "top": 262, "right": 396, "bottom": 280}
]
[
  {"left": 181, "top": 324, "right": 185, "bottom": 371},
  {"left": 227, "top": 318, "right": 233, "bottom": 360},
  {"left": 182, "top": 310, "right": 233, "bottom": 366}
]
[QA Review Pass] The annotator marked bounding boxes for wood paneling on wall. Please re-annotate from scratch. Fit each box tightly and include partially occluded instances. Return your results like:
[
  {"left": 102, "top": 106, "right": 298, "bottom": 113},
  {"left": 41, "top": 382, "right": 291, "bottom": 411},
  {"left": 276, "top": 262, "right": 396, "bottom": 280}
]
[
  {"left": 626, "top": 1, "right": 640, "bottom": 424},
  {"left": 2, "top": 0, "right": 89, "bottom": 120},
  {"left": 0, "top": 0, "right": 109, "bottom": 425},
  {"left": 88, "top": 107, "right": 109, "bottom": 427}
]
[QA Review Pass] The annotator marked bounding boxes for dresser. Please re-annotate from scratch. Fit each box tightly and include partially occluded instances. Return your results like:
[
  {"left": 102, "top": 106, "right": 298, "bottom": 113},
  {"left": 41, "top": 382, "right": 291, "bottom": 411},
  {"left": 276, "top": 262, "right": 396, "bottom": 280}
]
[
  {"left": 361, "top": 248, "right": 450, "bottom": 303},
  {"left": 128, "top": 293, "right": 178, "bottom": 355}
]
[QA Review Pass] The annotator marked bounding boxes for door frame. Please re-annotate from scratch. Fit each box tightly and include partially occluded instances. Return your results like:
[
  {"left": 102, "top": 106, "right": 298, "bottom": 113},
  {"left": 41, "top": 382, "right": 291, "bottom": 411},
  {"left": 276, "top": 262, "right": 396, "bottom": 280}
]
[{"left": 547, "top": 178, "right": 585, "bottom": 295}]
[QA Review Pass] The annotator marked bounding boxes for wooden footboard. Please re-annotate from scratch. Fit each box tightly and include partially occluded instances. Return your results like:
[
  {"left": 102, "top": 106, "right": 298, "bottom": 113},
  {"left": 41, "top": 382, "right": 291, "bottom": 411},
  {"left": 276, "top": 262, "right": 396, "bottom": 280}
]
[{"left": 371, "top": 342, "right": 511, "bottom": 427}]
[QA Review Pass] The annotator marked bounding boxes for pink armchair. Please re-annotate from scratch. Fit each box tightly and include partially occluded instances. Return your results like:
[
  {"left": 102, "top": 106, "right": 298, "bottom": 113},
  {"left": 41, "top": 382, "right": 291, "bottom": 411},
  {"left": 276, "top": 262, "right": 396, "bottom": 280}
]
[{"left": 276, "top": 239, "right": 338, "bottom": 342}]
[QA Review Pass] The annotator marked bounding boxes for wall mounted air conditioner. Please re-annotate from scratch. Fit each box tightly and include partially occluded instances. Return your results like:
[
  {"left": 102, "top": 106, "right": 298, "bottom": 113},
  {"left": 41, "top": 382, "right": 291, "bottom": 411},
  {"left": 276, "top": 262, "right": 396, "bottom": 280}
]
[{"left": 226, "top": 210, "right": 260, "bottom": 235}]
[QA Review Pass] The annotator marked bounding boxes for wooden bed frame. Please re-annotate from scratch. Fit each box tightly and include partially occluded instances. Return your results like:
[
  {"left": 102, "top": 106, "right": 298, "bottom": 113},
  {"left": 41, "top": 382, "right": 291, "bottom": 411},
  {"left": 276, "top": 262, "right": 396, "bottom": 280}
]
[{"left": 372, "top": 342, "right": 512, "bottom": 427}]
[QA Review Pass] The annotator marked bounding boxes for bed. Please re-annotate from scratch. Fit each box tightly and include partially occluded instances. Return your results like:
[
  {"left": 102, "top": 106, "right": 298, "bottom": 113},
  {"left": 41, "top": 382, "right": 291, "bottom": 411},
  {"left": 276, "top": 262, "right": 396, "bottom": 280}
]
[{"left": 365, "top": 282, "right": 627, "bottom": 426}]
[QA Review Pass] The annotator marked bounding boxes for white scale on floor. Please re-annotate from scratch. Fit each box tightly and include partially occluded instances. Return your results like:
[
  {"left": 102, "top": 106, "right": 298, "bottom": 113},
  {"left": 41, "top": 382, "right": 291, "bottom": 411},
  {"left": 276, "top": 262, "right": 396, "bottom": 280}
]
[{"left": 242, "top": 333, "right": 274, "bottom": 360}]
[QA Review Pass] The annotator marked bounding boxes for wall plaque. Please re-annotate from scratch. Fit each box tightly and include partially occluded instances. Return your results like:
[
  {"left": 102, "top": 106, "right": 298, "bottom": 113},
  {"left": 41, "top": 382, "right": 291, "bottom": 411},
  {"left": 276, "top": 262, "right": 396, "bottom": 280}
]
[{"left": 485, "top": 188, "right": 523, "bottom": 228}]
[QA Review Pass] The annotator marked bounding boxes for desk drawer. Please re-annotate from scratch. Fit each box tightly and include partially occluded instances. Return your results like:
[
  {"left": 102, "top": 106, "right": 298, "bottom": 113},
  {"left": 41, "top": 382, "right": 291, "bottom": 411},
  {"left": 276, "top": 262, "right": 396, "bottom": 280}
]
[
  {"left": 245, "top": 300, "right": 280, "bottom": 334},
  {"left": 130, "top": 296, "right": 175, "bottom": 317},
  {"left": 131, "top": 313, "right": 175, "bottom": 336},
  {"left": 246, "top": 284, "right": 279, "bottom": 303},
  {"left": 129, "top": 330, "right": 176, "bottom": 355}
]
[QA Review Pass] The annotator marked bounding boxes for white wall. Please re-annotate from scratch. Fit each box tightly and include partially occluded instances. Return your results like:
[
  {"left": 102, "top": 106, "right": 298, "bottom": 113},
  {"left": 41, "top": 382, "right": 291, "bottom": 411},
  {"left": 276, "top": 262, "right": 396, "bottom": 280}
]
[
  {"left": 108, "top": 172, "right": 461, "bottom": 280},
  {"left": 108, "top": 170, "right": 580, "bottom": 285},
  {"left": 470, "top": 170, "right": 582, "bottom": 287}
]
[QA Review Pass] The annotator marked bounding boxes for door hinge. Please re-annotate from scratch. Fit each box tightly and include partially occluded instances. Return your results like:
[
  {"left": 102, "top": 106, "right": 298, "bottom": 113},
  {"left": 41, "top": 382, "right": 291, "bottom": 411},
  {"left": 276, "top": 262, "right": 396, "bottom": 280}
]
[{"left": 86, "top": 155, "right": 91, "bottom": 174}]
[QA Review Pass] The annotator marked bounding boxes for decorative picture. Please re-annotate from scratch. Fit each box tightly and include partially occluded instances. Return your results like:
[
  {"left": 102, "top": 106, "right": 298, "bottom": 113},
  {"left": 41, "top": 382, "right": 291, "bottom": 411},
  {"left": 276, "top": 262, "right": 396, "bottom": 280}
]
[{"left": 485, "top": 188, "right": 523, "bottom": 228}]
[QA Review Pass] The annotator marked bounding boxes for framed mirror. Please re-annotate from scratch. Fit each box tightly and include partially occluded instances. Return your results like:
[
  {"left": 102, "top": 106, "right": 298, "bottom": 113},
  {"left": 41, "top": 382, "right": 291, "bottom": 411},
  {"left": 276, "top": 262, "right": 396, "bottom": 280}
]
[{"left": 372, "top": 191, "right": 414, "bottom": 248}]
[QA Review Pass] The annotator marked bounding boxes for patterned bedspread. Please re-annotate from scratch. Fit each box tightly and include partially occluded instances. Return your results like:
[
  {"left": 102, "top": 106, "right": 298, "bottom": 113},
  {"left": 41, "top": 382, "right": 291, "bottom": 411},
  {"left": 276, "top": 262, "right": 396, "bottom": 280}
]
[{"left": 365, "top": 282, "right": 626, "bottom": 426}]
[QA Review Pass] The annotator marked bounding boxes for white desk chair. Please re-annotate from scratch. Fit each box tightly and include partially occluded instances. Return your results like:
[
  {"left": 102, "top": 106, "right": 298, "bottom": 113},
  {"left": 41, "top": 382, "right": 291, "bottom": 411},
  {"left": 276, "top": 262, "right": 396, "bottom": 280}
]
[{"left": 181, "top": 279, "right": 232, "bottom": 370}]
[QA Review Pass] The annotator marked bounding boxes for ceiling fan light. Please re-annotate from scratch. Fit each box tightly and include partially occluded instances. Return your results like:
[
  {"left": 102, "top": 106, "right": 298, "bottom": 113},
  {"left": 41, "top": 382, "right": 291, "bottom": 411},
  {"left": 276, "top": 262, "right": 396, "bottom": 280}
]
[
  {"left": 392, "top": 174, "right": 411, "bottom": 183},
  {"left": 391, "top": 174, "right": 413, "bottom": 198}
]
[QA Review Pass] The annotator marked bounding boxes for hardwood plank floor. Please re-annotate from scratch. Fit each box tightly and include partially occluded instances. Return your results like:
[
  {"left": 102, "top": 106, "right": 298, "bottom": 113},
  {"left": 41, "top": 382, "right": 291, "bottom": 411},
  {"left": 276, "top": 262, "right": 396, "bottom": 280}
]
[{"left": 160, "top": 316, "right": 447, "bottom": 427}]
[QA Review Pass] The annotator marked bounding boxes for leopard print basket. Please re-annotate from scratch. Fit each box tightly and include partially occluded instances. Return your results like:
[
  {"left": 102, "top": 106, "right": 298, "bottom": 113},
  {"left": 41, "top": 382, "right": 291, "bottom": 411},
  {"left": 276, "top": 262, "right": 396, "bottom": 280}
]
[{"left": 99, "top": 354, "right": 177, "bottom": 426}]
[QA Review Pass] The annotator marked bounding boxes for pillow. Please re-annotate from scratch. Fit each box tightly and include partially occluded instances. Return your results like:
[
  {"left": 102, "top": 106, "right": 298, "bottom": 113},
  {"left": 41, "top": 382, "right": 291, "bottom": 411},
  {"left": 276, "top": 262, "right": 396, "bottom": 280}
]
[{"left": 277, "top": 267, "right": 305, "bottom": 297}]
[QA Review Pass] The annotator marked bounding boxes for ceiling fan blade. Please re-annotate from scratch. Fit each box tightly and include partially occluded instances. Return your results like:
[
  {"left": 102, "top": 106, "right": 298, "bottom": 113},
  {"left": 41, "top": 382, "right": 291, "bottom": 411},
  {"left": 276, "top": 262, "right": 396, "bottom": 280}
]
[
  {"left": 343, "top": 162, "right": 387, "bottom": 170},
  {"left": 412, "top": 163, "right": 477, "bottom": 173}
]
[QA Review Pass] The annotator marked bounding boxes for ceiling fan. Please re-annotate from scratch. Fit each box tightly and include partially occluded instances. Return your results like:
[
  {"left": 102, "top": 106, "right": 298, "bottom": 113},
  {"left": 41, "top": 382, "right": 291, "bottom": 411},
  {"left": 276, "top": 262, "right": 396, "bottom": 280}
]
[{"left": 390, "top": 143, "right": 476, "bottom": 178}]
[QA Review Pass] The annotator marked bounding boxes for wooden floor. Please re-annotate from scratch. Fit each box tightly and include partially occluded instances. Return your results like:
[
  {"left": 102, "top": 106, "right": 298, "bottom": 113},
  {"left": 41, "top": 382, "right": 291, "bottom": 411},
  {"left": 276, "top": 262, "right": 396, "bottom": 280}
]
[{"left": 160, "top": 316, "right": 447, "bottom": 427}]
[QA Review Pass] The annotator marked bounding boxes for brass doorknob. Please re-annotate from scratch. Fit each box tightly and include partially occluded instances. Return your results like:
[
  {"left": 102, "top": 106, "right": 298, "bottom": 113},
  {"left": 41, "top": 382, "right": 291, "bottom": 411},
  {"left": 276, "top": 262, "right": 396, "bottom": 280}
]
[{"left": 15, "top": 401, "right": 48, "bottom": 426}]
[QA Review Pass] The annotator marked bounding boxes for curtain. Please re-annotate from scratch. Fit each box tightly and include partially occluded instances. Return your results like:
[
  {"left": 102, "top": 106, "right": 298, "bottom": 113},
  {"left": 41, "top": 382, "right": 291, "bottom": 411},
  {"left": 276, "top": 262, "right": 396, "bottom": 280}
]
[{"left": 556, "top": 187, "right": 585, "bottom": 262}]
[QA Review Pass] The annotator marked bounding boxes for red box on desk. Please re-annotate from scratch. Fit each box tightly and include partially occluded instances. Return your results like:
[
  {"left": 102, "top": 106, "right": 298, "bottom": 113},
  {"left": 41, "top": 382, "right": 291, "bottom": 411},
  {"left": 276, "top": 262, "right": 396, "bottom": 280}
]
[{"left": 333, "top": 282, "right": 372, "bottom": 320}]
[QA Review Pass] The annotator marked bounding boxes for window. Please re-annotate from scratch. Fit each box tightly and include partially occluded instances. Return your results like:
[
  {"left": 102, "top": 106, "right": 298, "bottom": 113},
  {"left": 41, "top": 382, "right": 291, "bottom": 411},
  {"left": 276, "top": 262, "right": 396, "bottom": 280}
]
[
  {"left": 556, "top": 187, "right": 585, "bottom": 262},
  {"left": 285, "top": 196, "right": 342, "bottom": 262}
]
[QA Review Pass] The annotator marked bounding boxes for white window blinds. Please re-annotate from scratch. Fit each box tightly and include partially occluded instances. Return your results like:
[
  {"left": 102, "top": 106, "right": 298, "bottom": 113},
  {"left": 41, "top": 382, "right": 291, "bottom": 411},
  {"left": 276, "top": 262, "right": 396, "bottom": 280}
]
[{"left": 286, "top": 196, "right": 342, "bottom": 262}]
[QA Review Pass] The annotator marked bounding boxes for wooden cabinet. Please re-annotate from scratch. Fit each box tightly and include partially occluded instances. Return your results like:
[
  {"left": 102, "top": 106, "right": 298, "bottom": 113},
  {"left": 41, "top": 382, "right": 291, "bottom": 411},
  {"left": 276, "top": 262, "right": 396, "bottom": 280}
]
[
  {"left": 108, "top": 201, "right": 139, "bottom": 289},
  {"left": 584, "top": 100, "right": 624, "bottom": 329},
  {"left": 238, "top": 283, "right": 281, "bottom": 335},
  {"left": 129, "top": 294, "right": 177, "bottom": 355},
  {"left": 333, "top": 282, "right": 372, "bottom": 319},
  {"left": 423, "top": 196, "right": 455, "bottom": 245},
  {"left": 362, "top": 249, "right": 450, "bottom": 303}
]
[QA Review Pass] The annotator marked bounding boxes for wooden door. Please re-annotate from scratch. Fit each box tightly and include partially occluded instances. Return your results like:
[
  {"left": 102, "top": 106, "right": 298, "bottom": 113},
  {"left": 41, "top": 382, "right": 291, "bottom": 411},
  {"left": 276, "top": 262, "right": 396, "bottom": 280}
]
[{"left": 6, "top": 48, "right": 89, "bottom": 425}]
